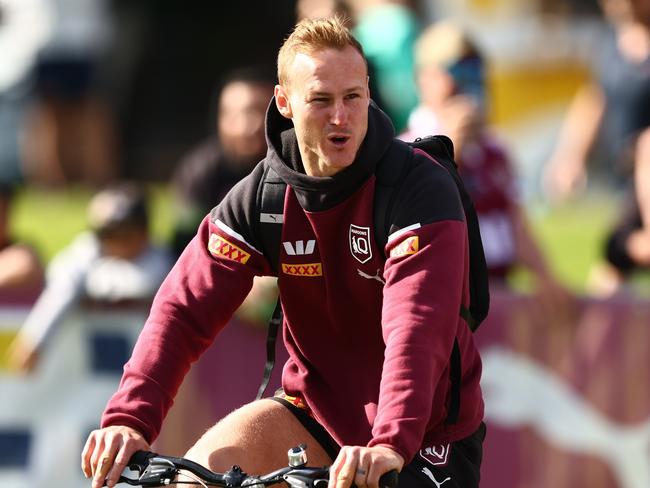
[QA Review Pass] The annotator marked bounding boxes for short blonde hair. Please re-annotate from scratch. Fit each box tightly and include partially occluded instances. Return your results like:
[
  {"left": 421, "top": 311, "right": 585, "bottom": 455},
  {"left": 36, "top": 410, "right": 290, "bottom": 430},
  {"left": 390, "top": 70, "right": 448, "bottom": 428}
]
[
  {"left": 277, "top": 16, "right": 367, "bottom": 85},
  {"left": 414, "top": 21, "right": 481, "bottom": 71}
]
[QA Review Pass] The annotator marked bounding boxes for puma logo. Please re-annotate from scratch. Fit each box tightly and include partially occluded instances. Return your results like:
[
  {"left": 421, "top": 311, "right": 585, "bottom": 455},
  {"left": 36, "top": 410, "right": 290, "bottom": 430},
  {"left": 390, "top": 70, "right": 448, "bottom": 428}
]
[
  {"left": 260, "top": 213, "right": 284, "bottom": 224},
  {"left": 421, "top": 467, "right": 451, "bottom": 487},
  {"left": 357, "top": 268, "right": 385, "bottom": 284},
  {"left": 482, "top": 346, "right": 650, "bottom": 488}
]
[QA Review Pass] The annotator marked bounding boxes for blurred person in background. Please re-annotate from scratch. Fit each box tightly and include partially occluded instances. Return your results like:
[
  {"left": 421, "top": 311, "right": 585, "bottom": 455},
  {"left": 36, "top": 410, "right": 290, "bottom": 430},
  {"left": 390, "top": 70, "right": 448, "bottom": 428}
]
[
  {"left": 400, "top": 21, "right": 570, "bottom": 307},
  {"left": 543, "top": 0, "right": 650, "bottom": 295},
  {"left": 296, "top": 0, "right": 352, "bottom": 22},
  {"left": 0, "top": 0, "right": 50, "bottom": 185},
  {"left": 6, "top": 182, "right": 173, "bottom": 373},
  {"left": 20, "top": 0, "right": 118, "bottom": 187},
  {"left": 171, "top": 67, "right": 275, "bottom": 257},
  {"left": 295, "top": 0, "right": 389, "bottom": 115},
  {"left": 0, "top": 183, "right": 45, "bottom": 295},
  {"left": 170, "top": 66, "right": 278, "bottom": 325},
  {"left": 351, "top": 0, "right": 420, "bottom": 132},
  {"left": 0, "top": 2, "right": 48, "bottom": 297}
]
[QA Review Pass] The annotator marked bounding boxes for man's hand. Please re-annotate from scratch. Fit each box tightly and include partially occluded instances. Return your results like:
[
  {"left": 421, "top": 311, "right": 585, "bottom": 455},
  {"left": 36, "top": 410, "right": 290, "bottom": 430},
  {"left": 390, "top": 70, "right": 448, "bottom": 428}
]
[
  {"left": 81, "top": 425, "right": 149, "bottom": 488},
  {"left": 328, "top": 445, "right": 404, "bottom": 488}
]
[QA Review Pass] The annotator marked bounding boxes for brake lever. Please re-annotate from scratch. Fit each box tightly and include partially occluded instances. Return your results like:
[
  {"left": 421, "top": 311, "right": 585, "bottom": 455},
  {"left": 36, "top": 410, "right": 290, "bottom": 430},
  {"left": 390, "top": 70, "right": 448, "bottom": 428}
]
[
  {"left": 136, "top": 456, "right": 179, "bottom": 486},
  {"left": 283, "top": 468, "right": 329, "bottom": 488}
]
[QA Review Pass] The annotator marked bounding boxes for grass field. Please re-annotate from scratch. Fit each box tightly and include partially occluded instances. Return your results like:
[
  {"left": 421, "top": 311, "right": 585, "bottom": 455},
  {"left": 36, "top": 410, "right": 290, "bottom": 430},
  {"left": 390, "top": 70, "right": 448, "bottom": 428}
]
[
  {"left": 526, "top": 194, "right": 617, "bottom": 292},
  {"left": 10, "top": 184, "right": 175, "bottom": 263},
  {"left": 8, "top": 184, "right": 620, "bottom": 294},
  {"left": 0, "top": 185, "right": 640, "bottom": 370}
]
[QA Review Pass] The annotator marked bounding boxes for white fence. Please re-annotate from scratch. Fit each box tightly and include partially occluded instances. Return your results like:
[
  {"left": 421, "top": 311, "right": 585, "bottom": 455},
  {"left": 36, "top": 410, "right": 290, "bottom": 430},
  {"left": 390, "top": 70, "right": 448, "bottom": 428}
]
[{"left": 0, "top": 304, "right": 148, "bottom": 488}]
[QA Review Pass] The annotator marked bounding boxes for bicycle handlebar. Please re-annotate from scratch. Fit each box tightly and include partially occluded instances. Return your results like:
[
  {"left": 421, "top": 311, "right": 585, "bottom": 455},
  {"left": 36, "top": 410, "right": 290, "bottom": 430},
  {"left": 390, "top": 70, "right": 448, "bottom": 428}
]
[{"left": 112, "top": 449, "right": 399, "bottom": 488}]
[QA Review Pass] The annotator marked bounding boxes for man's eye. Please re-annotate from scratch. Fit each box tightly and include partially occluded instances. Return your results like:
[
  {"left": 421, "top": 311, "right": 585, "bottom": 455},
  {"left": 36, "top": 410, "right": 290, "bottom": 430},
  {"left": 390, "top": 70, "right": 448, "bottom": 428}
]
[{"left": 346, "top": 93, "right": 361, "bottom": 100}]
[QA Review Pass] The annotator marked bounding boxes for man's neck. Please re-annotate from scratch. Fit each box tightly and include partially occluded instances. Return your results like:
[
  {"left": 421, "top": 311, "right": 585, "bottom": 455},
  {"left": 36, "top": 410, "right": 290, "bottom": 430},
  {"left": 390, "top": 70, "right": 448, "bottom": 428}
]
[
  {"left": 303, "top": 159, "right": 339, "bottom": 178},
  {"left": 300, "top": 146, "right": 340, "bottom": 177}
]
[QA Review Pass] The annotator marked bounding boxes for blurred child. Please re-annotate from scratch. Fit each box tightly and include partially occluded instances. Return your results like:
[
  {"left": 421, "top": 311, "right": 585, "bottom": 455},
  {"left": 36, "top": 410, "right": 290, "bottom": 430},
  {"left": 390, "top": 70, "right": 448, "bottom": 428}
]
[
  {"left": 401, "top": 21, "right": 569, "bottom": 306},
  {"left": 7, "top": 182, "right": 173, "bottom": 372}
]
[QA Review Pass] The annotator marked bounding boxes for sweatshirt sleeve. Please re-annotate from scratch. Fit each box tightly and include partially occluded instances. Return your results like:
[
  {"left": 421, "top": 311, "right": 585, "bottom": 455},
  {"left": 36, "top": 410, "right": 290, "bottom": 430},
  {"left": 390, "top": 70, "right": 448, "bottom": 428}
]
[
  {"left": 101, "top": 165, "right": 272, "bottom": 442},
  {"left": 367, "top": 153, "right": 469, "bottom": 462}
]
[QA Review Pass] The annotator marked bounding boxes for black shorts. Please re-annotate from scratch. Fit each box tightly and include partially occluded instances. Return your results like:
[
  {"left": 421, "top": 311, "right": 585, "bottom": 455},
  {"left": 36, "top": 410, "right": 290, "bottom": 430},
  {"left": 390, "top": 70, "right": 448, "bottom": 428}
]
[
  {"left": 271, "top": 396, "right": 486, "bottom": 488},
  {"left": 605, "top": 196, "right": 644, "bottom": 273}
]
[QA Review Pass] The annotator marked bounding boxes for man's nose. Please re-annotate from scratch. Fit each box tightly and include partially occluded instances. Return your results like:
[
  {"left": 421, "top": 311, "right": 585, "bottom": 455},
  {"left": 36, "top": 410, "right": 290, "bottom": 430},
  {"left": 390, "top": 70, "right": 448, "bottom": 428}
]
[{"left": 330, "top": 100, "right": 348, "bottom": 125}]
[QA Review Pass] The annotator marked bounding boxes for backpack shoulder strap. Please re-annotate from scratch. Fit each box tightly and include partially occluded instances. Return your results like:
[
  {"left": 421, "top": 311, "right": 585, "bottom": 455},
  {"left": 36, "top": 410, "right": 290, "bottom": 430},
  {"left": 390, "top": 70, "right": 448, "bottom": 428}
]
[
  {"left": 255, "top": 164, "right": 286, "bottom": 399},
  {"left": 257, "top": 164, "right": 286, "bottom": 274},
  {"left": 373, "top": 139, "right": 414, "bottom": 257},
  {"left": 411, "top": 136, "right": 490, "bottom": 330},
  {"left": 256, "top": 299, "right": 283, "bottom": 400}
]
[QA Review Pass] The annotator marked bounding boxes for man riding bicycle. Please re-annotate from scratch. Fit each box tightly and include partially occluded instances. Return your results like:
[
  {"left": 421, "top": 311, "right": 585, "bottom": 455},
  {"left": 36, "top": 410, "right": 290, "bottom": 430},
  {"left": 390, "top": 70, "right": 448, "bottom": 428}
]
[{"left": 82, "top": 17, "right": 485, "bottom": 488}]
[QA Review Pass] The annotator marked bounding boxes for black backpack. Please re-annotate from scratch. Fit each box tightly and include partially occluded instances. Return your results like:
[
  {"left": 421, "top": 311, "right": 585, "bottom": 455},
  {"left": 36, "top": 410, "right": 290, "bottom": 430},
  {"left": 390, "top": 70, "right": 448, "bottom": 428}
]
[{"left": 254, "top": 135, "right": 490, "bottom": 423}]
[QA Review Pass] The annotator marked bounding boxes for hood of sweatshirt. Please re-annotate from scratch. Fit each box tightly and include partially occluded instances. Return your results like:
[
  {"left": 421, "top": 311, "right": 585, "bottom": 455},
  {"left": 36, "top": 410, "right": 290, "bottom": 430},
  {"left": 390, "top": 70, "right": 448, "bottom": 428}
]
[{"left": 264, "top": 98, "right": 395, "bottom": 211}]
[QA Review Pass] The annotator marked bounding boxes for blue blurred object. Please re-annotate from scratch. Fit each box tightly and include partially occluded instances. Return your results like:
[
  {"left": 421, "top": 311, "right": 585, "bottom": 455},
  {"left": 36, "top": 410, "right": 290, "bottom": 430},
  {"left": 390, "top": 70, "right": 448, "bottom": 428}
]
[
  {"left": 447, "top": 55, "right": 486, "bottom": 110},
  {"left": 89, "top": 332, "right": 130, "bottom": 375},
  {"left": 0, "top": 428, "right": 31, "bottom": 467}
]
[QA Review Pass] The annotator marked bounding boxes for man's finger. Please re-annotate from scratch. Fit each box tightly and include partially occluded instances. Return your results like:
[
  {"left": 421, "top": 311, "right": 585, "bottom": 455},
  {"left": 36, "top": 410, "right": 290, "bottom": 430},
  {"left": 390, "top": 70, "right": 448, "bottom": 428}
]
[
  {"left": 334, "top": 448, "right": 358, "bottom": 488},
  {"left": 365, "top": 463, "right": 385, "bottom": 488},
  {"left": 328, "top": 448, "right": 346, "bottom": 488},
  {"left": 92, "top": 451, "right": 114, "bottom": 488},
  {"left": 89, "top": 436, "right": 107, "bottom": 478},
  {"left": 105, "top": 444, "right": 135, "bottom": 488},
  {"left": 93, "top": 435, "right": 121, "bottom": 488},
  {"left": 354, "top": 464, "right": 370, "bottom": 488},
  {"left": 81, "top": 432, "right": 97, "bottom": 478},
  {"left": 335, "top": 470, "right": 355, "bottom": 488}
]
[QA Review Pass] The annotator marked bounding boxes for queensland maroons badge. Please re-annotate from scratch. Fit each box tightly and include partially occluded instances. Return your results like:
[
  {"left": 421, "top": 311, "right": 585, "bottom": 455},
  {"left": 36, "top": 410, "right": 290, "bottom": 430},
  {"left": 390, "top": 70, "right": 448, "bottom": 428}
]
[
  {"left": 349, "top": 224, "right": 372, "bottom": 264},
  {"left": 419, "top": 443, "right": 450, "bottom": 467}
]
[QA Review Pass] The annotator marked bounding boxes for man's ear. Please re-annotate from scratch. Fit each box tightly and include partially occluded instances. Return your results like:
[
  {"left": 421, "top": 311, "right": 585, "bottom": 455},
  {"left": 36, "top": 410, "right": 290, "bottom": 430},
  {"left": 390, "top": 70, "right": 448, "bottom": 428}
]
[
  {"left": 365, "top": 76, "right": 371, "bottom": 106},
  {"left": 274, "top": 85, "right": 293, "bottom": 119}
]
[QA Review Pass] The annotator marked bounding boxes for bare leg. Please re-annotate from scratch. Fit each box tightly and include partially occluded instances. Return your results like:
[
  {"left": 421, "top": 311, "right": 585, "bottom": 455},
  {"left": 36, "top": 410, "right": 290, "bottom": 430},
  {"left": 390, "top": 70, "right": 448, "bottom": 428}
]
[{"left": 184, "top": 399, "right": 334, "bottom": 475}]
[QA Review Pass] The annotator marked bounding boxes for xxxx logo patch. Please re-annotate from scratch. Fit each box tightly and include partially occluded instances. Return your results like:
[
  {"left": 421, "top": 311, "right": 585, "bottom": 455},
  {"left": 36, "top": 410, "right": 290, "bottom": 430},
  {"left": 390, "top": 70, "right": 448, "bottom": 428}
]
[
  {"left": 282, "top": 263, "right": 323, "bottom": 277},
  {"left": 208, "top": 233, "right": 250, "bottom": 264},
  {"left": 390, "top": 236, "right": 419, "bottom": 258}
]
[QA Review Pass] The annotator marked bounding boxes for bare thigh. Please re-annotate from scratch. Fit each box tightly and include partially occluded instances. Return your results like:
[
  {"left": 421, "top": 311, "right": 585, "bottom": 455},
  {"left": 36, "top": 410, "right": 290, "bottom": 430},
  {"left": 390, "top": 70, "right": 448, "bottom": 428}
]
[{"left": 184, "top": 399, "right": 334, "bottom": 474}]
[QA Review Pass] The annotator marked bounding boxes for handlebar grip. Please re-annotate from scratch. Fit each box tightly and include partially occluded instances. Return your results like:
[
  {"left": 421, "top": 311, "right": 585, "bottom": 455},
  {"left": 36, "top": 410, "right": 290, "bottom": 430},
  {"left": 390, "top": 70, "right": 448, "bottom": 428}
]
[{"left": 379, "top": 469, "right": 399, "bottom": 488}]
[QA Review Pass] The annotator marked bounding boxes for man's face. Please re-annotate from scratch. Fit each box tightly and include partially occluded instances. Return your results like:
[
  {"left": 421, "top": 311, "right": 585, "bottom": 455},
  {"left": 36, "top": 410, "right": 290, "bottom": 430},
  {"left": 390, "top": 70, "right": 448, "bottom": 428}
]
[
  {"left": 275, "top": 45, "right": 370, "bottom": 177},
  {"left": 218, "top": 81, "right": 271, "bottom": 163}
]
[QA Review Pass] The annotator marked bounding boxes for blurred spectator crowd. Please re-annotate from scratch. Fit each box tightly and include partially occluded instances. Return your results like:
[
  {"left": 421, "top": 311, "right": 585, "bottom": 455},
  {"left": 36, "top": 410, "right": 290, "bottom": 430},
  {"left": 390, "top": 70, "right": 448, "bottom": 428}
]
[{"left": 2, "top": 0, "right": 650, "bottom": 371}]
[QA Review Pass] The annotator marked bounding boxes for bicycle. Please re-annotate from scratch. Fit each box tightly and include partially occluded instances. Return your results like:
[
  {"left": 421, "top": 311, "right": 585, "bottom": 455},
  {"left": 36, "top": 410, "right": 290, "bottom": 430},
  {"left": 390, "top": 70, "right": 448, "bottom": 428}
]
[{"left": 109, "top": 444, "right": 399, "bottom": 488}]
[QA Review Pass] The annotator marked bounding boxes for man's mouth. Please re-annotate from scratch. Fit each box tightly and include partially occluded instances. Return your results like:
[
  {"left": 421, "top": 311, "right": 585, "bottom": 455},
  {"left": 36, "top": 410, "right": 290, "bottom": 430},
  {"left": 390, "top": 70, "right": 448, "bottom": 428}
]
[{"left": 328, "top": 134, "right": 350, "bottom": 147}]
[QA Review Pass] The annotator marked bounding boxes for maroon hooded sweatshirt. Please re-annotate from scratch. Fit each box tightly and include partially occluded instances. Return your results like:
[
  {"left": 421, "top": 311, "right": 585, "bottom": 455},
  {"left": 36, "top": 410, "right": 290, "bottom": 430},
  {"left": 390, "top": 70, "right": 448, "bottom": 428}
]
[{"left": 101, "top": 101, "right": 484, "bottom": 464}]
